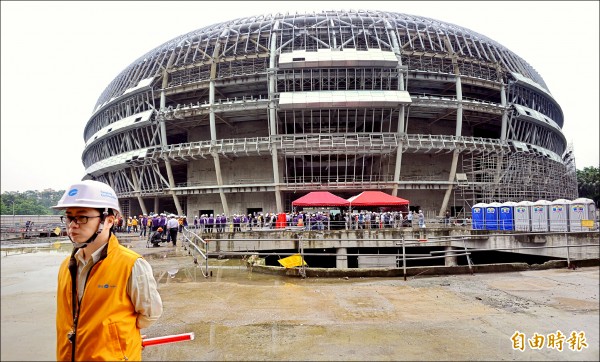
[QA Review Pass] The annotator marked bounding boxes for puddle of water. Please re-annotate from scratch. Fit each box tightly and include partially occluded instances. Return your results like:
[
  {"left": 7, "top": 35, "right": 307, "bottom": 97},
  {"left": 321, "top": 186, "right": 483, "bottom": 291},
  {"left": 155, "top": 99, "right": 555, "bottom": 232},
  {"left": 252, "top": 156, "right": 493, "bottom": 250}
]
[{"left": 1, "top": 241, "right": 72, "bottom": 253}]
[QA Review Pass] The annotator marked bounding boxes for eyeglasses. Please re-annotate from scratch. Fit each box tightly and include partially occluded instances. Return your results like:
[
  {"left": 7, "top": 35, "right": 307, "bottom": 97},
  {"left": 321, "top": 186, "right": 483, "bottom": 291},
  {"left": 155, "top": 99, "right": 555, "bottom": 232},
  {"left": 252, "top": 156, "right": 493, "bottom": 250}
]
[{"left": 61, "top": 215, "right": 102, "bottom": 225}]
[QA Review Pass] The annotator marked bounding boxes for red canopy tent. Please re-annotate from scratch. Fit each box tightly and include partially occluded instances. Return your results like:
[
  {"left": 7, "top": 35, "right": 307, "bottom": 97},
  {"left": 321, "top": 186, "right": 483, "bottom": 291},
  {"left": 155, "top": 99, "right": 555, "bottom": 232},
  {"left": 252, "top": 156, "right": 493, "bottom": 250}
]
[
  {"left": 347, "top": 191, "right": 409, "bottom": 207},
  {"left": 292, "top": 191, "right": 350, "bottom": 207}
]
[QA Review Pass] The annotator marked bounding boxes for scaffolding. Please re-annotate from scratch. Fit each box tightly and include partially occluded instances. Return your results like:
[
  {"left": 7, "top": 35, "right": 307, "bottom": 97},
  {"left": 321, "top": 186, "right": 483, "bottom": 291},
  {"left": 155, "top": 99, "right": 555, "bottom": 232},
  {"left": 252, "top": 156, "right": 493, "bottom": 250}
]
[
  {"left": 80, "top": 10, "right": 577, "bottom": 216},
  {"left": 460, "top": 148, "right": 577, "bottom": 207}
]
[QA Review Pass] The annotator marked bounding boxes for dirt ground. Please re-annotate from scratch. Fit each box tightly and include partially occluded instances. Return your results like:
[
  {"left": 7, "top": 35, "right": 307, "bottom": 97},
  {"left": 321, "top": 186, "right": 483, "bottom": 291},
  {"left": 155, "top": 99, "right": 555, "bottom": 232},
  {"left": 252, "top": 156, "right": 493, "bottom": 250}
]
[{"left": 1, "top": 237, "right": 598, "bottom": 361}]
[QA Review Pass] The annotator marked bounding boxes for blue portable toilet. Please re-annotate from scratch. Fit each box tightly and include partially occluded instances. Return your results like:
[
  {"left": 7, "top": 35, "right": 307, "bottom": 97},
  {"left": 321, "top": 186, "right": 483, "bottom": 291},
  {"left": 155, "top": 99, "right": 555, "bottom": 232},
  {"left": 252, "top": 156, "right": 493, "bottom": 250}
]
[
  {"left": 485, "top": 202, "right": 502, "bottom": 230},
  {"left": 471, "top": 203, "right": 487, "bottom": 230},
  {"left": 514, "top": 201, "right": 533, "bottom": 231},
  {"left": 499, "top": 201, "right": 516, "bottom": 230}
]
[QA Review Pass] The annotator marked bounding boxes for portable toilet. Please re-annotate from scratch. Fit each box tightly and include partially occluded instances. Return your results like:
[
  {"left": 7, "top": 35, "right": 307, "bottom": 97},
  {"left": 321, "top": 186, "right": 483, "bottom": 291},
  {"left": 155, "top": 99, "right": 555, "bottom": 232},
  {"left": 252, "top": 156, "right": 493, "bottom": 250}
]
[
  {"left": 531, "top": 200, "right": 551, "bottom": 232},
  {"left": 569, "top": 198, "right": 597, "bottom": 231},
  {"left": 549, "top": 199, "right": 570, "bottom": 231},
  {"left": 485, "top": 202, "right": 502, "bottom": 230},
  {"left": 471, "top": 203, "right": 487, "bottom": 230},
  {"left": 514, "top": 201, "right": 533, "bottom": 231},
  {"left": 499, "top": 201, "right": 517, "bottom": 230}
]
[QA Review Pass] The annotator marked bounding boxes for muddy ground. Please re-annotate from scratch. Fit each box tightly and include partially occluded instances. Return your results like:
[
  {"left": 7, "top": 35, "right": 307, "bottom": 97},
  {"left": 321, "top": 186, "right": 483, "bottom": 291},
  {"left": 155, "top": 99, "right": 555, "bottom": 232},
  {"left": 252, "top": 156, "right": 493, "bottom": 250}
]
[{"left": 1, "top": 236, "right": 598, "bottom": 361}]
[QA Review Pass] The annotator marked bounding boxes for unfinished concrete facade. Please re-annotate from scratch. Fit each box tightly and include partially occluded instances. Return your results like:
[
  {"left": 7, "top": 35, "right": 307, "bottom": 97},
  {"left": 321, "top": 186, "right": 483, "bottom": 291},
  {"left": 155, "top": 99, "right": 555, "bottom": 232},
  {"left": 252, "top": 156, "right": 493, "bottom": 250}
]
[{"left": 81, "top": 10, "right": 577, "bottom": 219}]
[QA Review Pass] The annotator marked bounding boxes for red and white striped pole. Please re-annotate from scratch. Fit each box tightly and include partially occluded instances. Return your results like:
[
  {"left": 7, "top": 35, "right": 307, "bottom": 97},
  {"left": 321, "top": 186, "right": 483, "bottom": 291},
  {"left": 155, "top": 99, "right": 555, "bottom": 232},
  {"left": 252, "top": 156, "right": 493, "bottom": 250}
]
[{"left": 142, "top": 332, "right": 195, "bottom": 347}]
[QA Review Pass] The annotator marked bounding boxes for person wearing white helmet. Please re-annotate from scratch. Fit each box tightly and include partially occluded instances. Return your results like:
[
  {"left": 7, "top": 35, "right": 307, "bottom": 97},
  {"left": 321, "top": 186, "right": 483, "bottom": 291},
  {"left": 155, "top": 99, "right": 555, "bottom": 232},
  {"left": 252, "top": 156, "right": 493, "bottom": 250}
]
[
  {"left": 53, "top": 180, "right": 162, "bottom": 361},
  {"left": 166, "top": 214, "right": 179, "bottom": 246}
]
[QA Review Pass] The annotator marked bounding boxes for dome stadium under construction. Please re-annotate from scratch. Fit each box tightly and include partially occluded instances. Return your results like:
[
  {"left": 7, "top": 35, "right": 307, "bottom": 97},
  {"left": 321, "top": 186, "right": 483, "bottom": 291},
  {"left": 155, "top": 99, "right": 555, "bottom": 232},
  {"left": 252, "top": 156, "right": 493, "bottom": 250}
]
[{"left": 82, "top": 9, "right": 577, "bottom": 218}]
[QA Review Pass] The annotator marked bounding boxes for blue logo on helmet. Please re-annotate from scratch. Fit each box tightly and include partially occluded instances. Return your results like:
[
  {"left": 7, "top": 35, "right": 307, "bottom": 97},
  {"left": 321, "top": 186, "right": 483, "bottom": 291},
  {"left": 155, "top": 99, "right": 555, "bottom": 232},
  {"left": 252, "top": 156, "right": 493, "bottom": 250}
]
[{"left": 68, "top": 188, "right": 78, "bottom": 196}]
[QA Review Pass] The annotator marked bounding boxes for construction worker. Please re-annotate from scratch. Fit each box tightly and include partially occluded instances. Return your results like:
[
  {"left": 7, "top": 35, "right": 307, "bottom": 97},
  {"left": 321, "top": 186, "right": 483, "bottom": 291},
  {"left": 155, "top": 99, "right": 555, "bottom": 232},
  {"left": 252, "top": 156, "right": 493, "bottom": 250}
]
[
  {"left": 166, "top": 214, "right": 179, "bottom": 246},
  {"left": 150, "top": 227, "right": 165, "bottom": 247},
  {"left": 132, "top": 215, "right": 139, "bottom": 233},
  {"left": 53, "top": 180, "right": 162, "bottom": 361}
]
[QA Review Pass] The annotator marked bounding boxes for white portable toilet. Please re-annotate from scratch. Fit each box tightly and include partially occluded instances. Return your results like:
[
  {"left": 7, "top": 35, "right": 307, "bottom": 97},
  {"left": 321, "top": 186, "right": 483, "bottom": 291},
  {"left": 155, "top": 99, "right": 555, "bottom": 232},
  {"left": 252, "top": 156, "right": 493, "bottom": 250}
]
[
  {"left": 531, "top": 200, "right": 551, "bottom": 232},
  {"left": 514, "top": 201, "right": 533, "bottom": 231},
  {"left": 569, "top": 198, "right": 597, "bottom": 231},
  {"left": 549, "top": 199, "right": 570, "bottom": 231}
]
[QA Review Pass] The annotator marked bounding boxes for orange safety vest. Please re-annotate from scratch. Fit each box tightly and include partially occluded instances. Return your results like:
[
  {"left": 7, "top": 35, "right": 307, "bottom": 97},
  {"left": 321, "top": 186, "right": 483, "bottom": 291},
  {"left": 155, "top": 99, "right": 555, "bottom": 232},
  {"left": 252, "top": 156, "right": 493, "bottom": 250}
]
[{"left": 56, "top": 234, "right": 142, "bottom": 361}]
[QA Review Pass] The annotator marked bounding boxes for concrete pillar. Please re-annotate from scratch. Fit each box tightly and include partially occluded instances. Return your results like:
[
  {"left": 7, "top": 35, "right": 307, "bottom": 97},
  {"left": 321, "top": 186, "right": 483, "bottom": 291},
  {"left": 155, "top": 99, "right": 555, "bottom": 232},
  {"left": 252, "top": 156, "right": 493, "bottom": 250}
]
[
  {"left": 392, "top": 106, "right": 405, "bottom": 197},
  {"left": 500, "top": 82, "right": 508, "bottom": 141},
  {"left": 212, "top": 152, "right": 229, "bottom": 216},
  {"left": 439, "top": 49, "right": 462, "bottom": 217},
  {"left": 444, "top": 246, "right": 458, "bottom": 267},
  {"left": 268, "top": 25, "right": 283, "bottom": 213},
  {"left": 336, "top": 247, "right": 348, "bottom": 269},
  {"left": 386, "top": 19, "right": 406, "bottom": 197},
  {"left": 131, "top": 170, "right": 147, "bottom": 216},
  {"left": 153, "top": 197, "right": 159, "bottom": 214},
  {"left": 159, "top": 50, "right": 182, "bottom": 215},
  {"left": 208, "top": 42, "right": 229, "bottom": 215}
]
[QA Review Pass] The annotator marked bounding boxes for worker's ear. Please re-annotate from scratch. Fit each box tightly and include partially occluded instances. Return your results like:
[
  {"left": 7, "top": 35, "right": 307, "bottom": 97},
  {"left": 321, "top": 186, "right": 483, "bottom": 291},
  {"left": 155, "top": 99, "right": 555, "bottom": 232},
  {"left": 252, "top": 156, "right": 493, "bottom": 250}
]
[{"left": 102, "top": 215, "right": 116, "bottom": 230}]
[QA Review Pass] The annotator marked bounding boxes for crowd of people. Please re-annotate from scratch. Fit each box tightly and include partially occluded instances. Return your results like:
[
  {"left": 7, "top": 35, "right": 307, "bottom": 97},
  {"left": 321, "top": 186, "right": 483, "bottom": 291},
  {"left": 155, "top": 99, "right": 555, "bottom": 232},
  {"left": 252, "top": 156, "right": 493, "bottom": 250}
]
[
  {"left": 183, "top": 210, "right": 429, "bottom": 232},
  {"left": 113, "top": 213, "right": 188, "bottom": 246},
  {"left": 108, "top": 208, "right": 467, "bottom": 237}
]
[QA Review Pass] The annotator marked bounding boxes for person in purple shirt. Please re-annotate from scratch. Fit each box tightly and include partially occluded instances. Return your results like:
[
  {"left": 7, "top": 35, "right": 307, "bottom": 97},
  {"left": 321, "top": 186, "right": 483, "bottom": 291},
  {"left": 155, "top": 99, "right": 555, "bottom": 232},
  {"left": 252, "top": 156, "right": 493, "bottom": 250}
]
[
  {"left": 159, "top": 213, "right": 167, "bottom": 237},
  {"left": 220, "top": 213, "right": 228, "bottom": 232},
  {"left": 139, "top": 214, "right": 148, "bottom": 237},
  {"left": 232, "top": 214, "right": 239, "bottom": 232},
  {"left": 207, "top": 214, "right": 214, "bottom": 232},
  {"left": 215, "top": 214, "right": 222, "bottom": 232},
  {"left": 152, "top": 214, "right": 160, "bottom": 231}
]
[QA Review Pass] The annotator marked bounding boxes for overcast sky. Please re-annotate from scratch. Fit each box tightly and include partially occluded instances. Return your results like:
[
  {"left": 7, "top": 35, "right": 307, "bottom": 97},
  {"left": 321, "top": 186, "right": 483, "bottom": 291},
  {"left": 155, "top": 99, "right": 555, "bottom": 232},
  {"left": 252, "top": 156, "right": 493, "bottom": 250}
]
[{"left": 1, "top": 1, "right": 598, "bottom": 193}]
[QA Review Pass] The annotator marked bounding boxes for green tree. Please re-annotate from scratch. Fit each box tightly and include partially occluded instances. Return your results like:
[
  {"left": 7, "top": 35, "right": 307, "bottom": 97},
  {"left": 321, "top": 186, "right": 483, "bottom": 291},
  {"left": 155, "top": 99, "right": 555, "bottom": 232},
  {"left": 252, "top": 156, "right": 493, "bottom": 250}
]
[
  {"left": 1, "top": 189, "right": 65, "bottom": 215},
  {"left": 576, "top": 166, "right": 600, "bottom": 206}
]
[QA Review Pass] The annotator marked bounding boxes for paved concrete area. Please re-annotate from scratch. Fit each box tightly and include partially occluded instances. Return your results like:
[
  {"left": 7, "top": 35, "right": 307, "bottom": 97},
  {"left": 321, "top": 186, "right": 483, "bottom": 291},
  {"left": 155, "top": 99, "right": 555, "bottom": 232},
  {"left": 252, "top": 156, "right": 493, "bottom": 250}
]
[{"left": 1, "top": 236, "right": 598, "bottom": 361}]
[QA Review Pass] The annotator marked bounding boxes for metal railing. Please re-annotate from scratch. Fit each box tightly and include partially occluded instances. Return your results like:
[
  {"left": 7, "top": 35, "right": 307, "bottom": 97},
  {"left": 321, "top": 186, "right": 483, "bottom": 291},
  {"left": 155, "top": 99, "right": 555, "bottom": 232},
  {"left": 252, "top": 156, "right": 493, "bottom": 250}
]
[
  {"left": 176, "top": 228, "right": 599, "bottom": 279},
  {"left": 180, "top": 228, "right": 210, "bottom": 277}
]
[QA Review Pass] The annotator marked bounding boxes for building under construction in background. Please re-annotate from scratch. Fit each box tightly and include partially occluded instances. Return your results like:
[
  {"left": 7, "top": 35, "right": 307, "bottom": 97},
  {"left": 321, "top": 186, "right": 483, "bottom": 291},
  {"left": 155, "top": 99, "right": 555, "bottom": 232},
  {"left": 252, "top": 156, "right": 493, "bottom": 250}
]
[{"left": 82, "top": 9, "right": 577, "bottom": 219}]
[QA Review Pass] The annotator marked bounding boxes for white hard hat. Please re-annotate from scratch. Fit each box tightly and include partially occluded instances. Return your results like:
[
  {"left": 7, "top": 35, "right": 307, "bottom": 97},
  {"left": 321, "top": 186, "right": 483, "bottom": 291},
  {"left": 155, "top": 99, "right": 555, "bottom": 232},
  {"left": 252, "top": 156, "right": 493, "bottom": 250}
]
[{"left": 52, "top": 180, "right": 121, "bottom": 217}]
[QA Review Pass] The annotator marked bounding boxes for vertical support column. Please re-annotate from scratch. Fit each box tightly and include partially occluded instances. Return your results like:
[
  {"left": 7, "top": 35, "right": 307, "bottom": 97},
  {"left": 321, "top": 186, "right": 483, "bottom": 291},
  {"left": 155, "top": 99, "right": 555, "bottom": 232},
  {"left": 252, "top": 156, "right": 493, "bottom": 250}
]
[
  {"left": 392, "top": 107, "right": 406, "bottom": 197},
  {"left": 209, "top": 41, "right": 229, "bottom": 215},
  {"left": 269, "top": 24, "right": 283, "bottom": 213},
  {"left": 212, "top": 152, "right": 229, "bottom": 215},
  {"left": 439, "top": 44, "right": 462, "bottom": 217},
  {"left": 500, "top": 82, "right": 508, "bottom": 141},
  {"left": 153, "top": 197, "right": 159, "bottom": 215},
  {"left": 386, "top": 20, "right": 406, "bottom": 197},
  {"left": 444, "top": 246, "right": 457, "bottom": 267},
  {"left": 401, "top": 236, "right": 407, "bottom": 281},
  {"left": 336, "top": 247, "right": 348, "bottom": 269},
  {"left": 159, "top": 50, "right": 182, "bottom": 215},
  {"left": 565, "top": 232, "right": 571, "bottom": 268},
  {"left": 131, "top": 169, "right": 147, "bottom": 215},
  {"left": 493, "top": 71, "right": 508, "bottom": 196}
]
